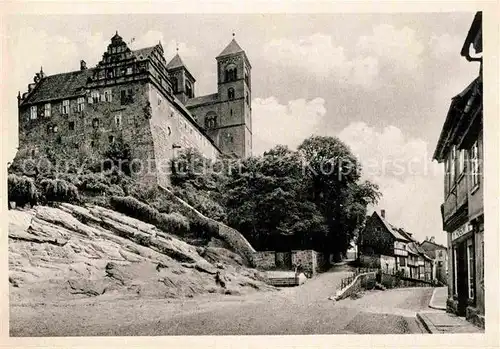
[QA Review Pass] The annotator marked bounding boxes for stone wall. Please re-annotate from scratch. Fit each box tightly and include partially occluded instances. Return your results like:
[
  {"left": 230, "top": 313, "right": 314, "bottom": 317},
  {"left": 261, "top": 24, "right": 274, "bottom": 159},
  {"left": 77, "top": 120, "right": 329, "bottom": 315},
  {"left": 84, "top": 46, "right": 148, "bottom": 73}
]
[
  {"left": 253, "top": 251, "right": 276, "bottom": 270},
  {"left": 335, "top": 272, "right": 377, "bottom": 300},
  {"left": 291, "top": 250, "right": 317, "bottom": 277},
  {"left": 359, "top": 254, "right": 381, "bottom": 268}
]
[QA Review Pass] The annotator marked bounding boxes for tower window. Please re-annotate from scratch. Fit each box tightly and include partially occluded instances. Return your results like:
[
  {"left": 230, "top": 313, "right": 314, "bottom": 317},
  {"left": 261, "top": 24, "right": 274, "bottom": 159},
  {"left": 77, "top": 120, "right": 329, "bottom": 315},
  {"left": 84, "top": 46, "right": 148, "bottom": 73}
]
[
  {"left": 228, "top": 87, "right": 235, "bottom": 100},
  {"left": 205, "top": 112, "right": 217, "bottom": 129},
  {"left": 69, "top": 121, "right": 75, "bottom": 131},
  {"left": 30, "top": 105, "right": 37, "bottom": 120},
  {"left": 185, "top": 81, "right": 193, "bottom": 98},
  {"left": 171, "top": 77, "right": 178, "bottom": 93},
  {"left": 225, "top": 64, "right": 237, "bottom": 82},
  {"left": 62, "top": 100, "right": 70, "bottom": 114}
]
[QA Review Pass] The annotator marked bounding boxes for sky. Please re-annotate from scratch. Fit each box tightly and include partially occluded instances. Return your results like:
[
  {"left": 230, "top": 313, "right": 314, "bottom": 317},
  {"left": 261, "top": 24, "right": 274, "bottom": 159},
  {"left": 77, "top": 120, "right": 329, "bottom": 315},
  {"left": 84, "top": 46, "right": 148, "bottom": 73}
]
[{"left": 2, "top": 13, "right": 480, "bottom": 245}]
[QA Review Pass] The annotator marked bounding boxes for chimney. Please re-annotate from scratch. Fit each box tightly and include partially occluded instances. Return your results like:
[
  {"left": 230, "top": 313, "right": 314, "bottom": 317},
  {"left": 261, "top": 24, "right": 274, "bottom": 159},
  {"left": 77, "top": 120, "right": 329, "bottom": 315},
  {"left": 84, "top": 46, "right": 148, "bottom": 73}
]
[
  {"left": 430, "top": 236, "right": 435, "bottom": 243},
  {"left": 80, "top": 60, "right": 87, "bottom": 71},
  {"left": 380, "top": 209, "right": 385, "bottom": 219}
]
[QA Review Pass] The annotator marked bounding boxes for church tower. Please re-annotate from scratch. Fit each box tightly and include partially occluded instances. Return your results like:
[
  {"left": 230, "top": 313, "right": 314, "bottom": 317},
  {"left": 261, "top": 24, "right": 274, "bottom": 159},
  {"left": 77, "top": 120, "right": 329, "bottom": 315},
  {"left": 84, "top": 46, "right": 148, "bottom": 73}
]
[
  {"left": 166, "top": 51, "right": 196, "bottom": 104},
  {"left": 215, "top": 36, "right": 252, "bottom": 158}
]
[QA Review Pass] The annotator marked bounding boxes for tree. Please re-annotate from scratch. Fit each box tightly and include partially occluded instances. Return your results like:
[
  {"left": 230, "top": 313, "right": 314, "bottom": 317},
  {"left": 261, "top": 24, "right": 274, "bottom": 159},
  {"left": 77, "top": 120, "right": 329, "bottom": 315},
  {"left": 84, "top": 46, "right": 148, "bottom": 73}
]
[
  {"left": 223, "top": 145, "right": 328, "bottom": 251},
  {"left": 298, "top": 136, "right": 380, "bottom": 257}
]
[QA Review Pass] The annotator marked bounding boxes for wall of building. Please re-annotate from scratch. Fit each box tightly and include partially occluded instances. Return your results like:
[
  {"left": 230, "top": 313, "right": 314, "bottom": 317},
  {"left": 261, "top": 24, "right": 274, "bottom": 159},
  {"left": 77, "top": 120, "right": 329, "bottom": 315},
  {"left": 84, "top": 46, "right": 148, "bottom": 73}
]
[
  {"left": 18, "top": 79, "right": 159, "bottom": 185},
  {"left": 253, "top": 251, "right": 276, "bottom": 270},
  {"left": 359, "top": 215, "right": 395, "bottom": 256}
]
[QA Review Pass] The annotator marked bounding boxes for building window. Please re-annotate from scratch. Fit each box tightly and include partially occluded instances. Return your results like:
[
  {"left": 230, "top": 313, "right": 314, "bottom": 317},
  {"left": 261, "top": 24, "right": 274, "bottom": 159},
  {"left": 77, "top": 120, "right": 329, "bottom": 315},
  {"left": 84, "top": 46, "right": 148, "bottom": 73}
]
[
  {"left": 44, "top": 103, "right": 51, "bottom": 117},
  {"left": 104, "top": 89, "right": 112, "bottom": 102},
  {"left": 205, "top": 113, "right": 217, "bottom": 129},
  {"left": 450, "top": 146, "right": 456, "bottom": 184},
  {"left": 31, "top": 149, "right": 36, "bottom": 157},
  {"left": 92, "top": 118, "right": 99, "bottom": 129},
  {"left": 47, "top": 125, "right": 53, "bottom": 134},
  {"left": 69, "top": 121, "right": 75, "bottom": 131},
  {"left": 399, "top": 257, "right": 406, "bottom": 267},
  {"left": 228, "top": 87, "right": 235, "bottom": 100},
  {"left": 245, "top": 71, "right": 250, "bottom": 86},
  {"left": 167, "top": 126, "right": 171, "bottom": 136},
  {"left": 115, "top": 113, "right": 122, "bottom": 128},
  {"left": 245, "top": 92, "right": 250, "bottom": 105},
  {"left": 109, "top": 135, "right": 115, "bottom": 143},
  {"left": 53, "top": 125, "right": 58, "bottom": 133},
  {"left": 225, "top": 64, "right": 237, "bottom": 82},
  {"left": 121, "top": 89, "right": 134, "bottom": 105},
  {"left": 467, "top": 239, "right": 474, "bottom": 299},
  {"left": 91, "top": 91, "right": 100, "bottom": 104},
  {"left": 77, "top": 97, "right": 85, "bottom": 112},
  {"left": 90, "top": 140, "right": 95, "bottom": 148},
  {"left": 470, "top": 140, "right": 480, "bottom": 189},
  {"left": 127, "top": 66, "right": 133, "bottom": 75},
  {"left": 30, "top": 106, "right": 37, "bottom": 120},
  {"left": 458, "top": 149, "right": 465, "bottom": 175},
  {"left": 185, "top": 81, "right": 193, "bottom": 98},
  {"left": 171, "top": 77, "right": 178, "bottom": 93},
  {"left": 62, "top": 100, "right": 70, "bottom": 114}
]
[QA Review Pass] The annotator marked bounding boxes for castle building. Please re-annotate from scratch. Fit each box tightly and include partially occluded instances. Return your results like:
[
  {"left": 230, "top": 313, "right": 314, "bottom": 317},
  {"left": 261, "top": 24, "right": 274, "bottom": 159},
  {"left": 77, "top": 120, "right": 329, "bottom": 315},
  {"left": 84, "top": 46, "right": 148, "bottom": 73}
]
[{"left": 16, "top": 32, "right": 252, "bottom": 186}]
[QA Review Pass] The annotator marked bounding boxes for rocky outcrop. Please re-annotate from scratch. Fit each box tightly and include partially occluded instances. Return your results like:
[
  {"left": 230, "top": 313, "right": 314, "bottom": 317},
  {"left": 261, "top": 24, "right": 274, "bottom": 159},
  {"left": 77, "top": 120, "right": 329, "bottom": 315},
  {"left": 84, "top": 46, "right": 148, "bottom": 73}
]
[{"left": 8, "top": 203, "right": 275, "bottom": 304}]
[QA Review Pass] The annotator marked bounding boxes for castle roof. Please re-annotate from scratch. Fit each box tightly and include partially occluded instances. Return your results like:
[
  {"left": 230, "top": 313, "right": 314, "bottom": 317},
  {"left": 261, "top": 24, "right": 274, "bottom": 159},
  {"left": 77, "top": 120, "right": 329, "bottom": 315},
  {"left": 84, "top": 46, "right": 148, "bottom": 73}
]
[
  {"left": 166, "top": 53, "right": 186, "bottom": 70},
  {"left": 20, "top": 68, "right": 95, "bottom": 105},
  {"left": 217, "top": 38, "right": 244, "bottom": 58},
  {"left": 185, "top": 93, "right": 218, "bottom": 108},
  {"left": 132, "top": 46, "right": 157, "bottom": 61}
]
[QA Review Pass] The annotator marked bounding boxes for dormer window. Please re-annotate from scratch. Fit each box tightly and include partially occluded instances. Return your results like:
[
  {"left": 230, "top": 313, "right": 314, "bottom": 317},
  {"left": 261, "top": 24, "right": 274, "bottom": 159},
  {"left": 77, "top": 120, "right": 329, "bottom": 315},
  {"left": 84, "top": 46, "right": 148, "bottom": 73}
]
[
  {"left": 30, "top": 106, "right": 37, "bottom": 120},
  {"left": 62, "top": 100, "right": 70, "bottom": 115}
]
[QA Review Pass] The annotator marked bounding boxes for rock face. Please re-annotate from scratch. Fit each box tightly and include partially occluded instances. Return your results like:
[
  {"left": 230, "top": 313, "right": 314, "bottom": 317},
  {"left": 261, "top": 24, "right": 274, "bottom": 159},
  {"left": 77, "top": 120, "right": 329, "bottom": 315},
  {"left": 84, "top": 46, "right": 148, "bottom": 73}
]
[{"left": 9, "top": 203, "right": 274, "bottom": 304}]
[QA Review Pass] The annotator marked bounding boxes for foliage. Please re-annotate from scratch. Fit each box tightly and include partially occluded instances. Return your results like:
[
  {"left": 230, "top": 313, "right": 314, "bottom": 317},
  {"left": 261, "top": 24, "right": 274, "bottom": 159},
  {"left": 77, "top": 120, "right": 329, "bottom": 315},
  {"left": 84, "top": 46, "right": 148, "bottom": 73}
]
[
  {"left": 39, "top": 178, "right": 79, "bottom": 203},
  {"left": 103, "top": 138, "right": 133, "bottom": 176},
  {"left": 109, "top": 196, "right": 190, "bottom": 236},
  {"left": 7, "top": 174, "right": 39, "bottom": 207}
]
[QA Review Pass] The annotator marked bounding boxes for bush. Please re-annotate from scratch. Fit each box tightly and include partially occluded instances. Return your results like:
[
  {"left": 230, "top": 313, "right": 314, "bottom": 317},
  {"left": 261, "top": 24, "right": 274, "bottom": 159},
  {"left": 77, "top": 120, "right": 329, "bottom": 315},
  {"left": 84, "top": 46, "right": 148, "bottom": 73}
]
[
  {"left": 109, "top": 196, "right": 190, "bottom": 236},
  {"left": 39, "top": 178, "right": 79, "bottom": 203},
  {"left": 8, "top": 174, "right": 39, "bottom": 207},
  {"left": 106, "top": 184, "right": 125, "bottom": 197},
  {"left": 172, "top": 185, "right": 226, "bottom": 221},
  {"left": 78, "top": 173, "right": 111, "bottom": 194},
  {"left": 125, "top": 182, "right": 159, "bottom": 203}
]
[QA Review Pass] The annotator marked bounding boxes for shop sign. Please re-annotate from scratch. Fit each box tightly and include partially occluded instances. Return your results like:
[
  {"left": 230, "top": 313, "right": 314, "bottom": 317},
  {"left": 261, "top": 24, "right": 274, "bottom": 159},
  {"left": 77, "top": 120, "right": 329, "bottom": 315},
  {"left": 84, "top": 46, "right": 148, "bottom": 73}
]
[{"left": 451, "top": 222, "right": 472, "bottom": 242}]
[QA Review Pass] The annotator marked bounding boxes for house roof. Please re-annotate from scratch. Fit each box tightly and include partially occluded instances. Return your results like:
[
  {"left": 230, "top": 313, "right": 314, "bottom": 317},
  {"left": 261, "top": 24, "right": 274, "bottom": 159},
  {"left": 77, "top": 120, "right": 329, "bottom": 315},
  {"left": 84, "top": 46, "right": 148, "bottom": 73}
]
[
  {"left": 461, "top": 12, "right": 482, "bottom": 58},
  {"left": 420, "top": 240, "right": 447, "bottom": 251},
  {"left": 20, "top": 68, "right": 95, "bottom": 105},
  {"left": 217, "top": 38, "right": 244, "bottom": 58},
  {"left": 374, "top": 212, "right": 410, "bottom": 242}
]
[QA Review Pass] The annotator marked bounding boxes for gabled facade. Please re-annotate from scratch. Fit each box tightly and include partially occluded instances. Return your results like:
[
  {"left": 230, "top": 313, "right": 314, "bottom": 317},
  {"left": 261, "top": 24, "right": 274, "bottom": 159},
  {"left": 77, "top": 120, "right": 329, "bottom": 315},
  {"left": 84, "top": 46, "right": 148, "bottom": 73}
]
[
  {"left": 16, "top": 32, "right": 253, "bottom": 186},
  {"left": 432, "top": 12, "right": 484, "bottom": 328},
  {"left": 420, "top": 238, "right": 448, "bottom": 285}
]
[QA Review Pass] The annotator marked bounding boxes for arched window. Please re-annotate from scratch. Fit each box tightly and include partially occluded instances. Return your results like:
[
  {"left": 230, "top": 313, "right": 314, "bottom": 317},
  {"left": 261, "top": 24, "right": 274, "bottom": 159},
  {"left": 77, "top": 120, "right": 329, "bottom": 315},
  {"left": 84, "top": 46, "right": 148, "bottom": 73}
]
[
  {"left": 228, "top": 87, "right": 235, "bottom": 100},
  {"left": 171, "top": 77, "right": 178, "bottom": 93},
  {"left": 185, "top": 80, "right": 193, "bottom": 98},
  {"left": 204, "top": 112, "right": 217, "bottom": 129},
  {"left": 225, "top": 64, "right": 237, "bottom": 82}
]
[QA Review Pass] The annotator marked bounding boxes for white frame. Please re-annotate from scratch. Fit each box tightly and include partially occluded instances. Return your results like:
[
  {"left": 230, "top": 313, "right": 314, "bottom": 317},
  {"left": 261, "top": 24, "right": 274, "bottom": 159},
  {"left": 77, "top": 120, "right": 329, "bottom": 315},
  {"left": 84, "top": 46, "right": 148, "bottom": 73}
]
[{"left": 30, "top": 105, "right": 37, "bottom": 119}]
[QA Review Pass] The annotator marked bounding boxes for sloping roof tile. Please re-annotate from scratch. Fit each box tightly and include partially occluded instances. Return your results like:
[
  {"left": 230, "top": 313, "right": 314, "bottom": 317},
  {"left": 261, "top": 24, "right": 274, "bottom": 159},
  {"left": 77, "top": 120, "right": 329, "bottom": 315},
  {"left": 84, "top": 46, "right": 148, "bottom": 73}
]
[
  {"left": 185, "top": 93, "right": 218, "bottom": 108},
  {"left": 375, "top": 212, "right": 410, "bottom": 241},
  {"left": 21, "top": 69, "right": 95, "bottom": 105},
  {"left": 217, "top": 38, "right": 244, "bottom": 57},
  {"left": 166, "top": 53, "right": 186, "bottom": 70},
  {"left": 132, "top": 46, "right": 156, "bottom": 60}
]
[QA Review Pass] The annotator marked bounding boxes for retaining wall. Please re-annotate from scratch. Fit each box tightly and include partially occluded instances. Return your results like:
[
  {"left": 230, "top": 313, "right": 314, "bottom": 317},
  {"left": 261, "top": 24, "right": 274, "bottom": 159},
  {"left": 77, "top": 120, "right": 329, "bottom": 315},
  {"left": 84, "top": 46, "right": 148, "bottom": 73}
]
[{"left": 335, "top": 272, "right": 377, "bottom": 300}]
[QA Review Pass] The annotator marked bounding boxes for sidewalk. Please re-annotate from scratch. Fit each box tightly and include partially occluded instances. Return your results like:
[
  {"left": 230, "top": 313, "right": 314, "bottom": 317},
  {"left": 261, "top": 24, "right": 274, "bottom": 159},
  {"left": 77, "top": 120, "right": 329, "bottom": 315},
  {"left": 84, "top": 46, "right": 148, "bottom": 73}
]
[{"left": 417, "top": 287, "right": 484, "bottom": 333}]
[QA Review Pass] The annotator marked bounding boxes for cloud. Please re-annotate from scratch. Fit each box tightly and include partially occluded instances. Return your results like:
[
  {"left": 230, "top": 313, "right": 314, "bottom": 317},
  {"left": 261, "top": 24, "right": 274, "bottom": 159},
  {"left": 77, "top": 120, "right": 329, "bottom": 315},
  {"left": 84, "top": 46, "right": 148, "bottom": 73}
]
[
  {"left": 428, "top": 33, "right": 464, "bottom": 59},
  {"left": 336, "top": 122, "right": 445, "bottom": 244},
  {"left": 131, "top": 30, "right": 199, "bottom": 62},
  {"left": 262, "top": 24, "right": 424, "bottom": 87},
  {"left": 252, "top": 97, "right": 326, "bottom": 155},
  {"left": 356, "top": 24, "right": 424, "bottom": 72}
]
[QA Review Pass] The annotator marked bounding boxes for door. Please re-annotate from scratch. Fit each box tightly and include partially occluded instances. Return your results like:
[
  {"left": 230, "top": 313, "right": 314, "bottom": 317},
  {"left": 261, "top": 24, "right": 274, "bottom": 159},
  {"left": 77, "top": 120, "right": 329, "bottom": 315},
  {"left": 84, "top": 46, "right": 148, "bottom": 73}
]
[{"left": 456, "top": 242, "right": 468, "bottom": 316}]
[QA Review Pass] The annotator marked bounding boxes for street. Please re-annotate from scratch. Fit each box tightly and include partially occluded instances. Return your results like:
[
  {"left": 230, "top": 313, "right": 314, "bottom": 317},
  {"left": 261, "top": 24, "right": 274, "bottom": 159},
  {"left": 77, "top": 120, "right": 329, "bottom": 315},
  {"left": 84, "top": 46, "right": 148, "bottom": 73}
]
[{"left": 10, "top": 265, "right": 432, "bottom": 336}]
